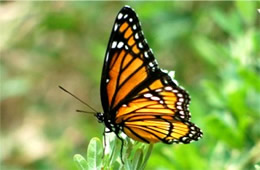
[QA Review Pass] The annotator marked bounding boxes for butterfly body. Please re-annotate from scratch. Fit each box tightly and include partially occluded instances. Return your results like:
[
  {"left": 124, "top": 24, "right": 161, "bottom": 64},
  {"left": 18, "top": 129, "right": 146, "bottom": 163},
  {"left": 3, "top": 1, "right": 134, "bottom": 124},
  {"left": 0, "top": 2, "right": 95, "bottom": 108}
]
[{"left": 98, "top": 6, "right": 202, "bottom": 145}]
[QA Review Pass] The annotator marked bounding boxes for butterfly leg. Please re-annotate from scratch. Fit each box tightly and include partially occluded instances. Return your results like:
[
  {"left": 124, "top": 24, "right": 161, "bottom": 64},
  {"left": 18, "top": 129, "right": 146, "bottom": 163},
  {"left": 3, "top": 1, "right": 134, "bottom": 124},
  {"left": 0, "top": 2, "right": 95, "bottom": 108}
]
[
  {"left": 115, "top": 133, "right": 125, "bottom": 164},
  {"left": 102, "top": 128, "right": 106, "bottom": 159}
]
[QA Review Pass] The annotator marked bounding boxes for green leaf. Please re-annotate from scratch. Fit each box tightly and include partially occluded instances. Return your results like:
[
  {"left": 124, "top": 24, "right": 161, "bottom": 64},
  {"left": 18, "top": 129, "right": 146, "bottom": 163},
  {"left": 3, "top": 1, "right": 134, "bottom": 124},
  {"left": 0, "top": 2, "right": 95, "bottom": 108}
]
[
  {"left": 108, "top": 136, "right": 121, "bottom": 166},
  {"left": 74, "top": 154, "right": 88, "bottom": 170},
  {"left": 211, "top": 9, "right": 242, "bottom": 37},
  {"left": 192, "top": 36, "right": 229, "bottom": 68},
  {"left": 255, "top": 164, "right": 260, "bottom": 170},
  {"left": 86, "top": 137, "right": 103, "bottom": 170},
  {"left": 236, "top": 1, "right": 257, "bottom": 26},
  {"left": 140, "top": 144, "right": 153, "bottom": 170},
  {"left": 124, "top": 158, "right": 132, "bottom": 170},
  {"left": 132, "top": 149, "right": 143, "bottom": 170},
  {"left": 205, "top": 113, "right": 243, "bottom": 148}
]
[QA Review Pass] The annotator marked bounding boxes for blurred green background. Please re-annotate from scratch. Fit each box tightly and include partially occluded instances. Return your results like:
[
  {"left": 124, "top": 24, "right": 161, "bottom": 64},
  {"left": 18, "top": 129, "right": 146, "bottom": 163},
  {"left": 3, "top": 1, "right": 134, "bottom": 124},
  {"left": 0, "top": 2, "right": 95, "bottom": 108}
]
[{"left": 1, "top": 1, "right": 260, "bottom": 170}]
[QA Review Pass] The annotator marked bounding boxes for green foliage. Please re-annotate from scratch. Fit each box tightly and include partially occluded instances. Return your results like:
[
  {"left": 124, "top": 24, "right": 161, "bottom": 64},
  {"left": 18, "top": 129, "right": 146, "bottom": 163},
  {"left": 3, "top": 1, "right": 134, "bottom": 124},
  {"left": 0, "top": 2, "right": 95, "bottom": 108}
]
[
  {"left": 73, "top": 135, "right": 153, "bottom": 170},
  {"left": 1, "top": 2, "right": 260, "bottom": 170}
]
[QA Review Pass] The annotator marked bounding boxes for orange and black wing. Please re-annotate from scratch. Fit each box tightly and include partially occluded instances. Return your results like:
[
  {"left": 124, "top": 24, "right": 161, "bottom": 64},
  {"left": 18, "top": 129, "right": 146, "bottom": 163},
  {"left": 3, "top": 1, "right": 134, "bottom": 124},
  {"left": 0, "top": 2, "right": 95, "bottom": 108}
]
[
  {"left": 101, "top": 6, "right": 159, "bottom": 113},
  {"left": 115, "top": 75, "right": 202, "bottom": 144},
  {"left": 101, "top": 6, "right": 202, "bottom": 143}
]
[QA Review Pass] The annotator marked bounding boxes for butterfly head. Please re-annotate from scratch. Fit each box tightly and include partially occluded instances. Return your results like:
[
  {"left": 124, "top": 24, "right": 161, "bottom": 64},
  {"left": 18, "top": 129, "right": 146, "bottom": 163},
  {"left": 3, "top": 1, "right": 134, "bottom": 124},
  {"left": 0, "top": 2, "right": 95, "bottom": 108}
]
[{"left": 95, "top": 112, "right": 104, "bottom": 123}]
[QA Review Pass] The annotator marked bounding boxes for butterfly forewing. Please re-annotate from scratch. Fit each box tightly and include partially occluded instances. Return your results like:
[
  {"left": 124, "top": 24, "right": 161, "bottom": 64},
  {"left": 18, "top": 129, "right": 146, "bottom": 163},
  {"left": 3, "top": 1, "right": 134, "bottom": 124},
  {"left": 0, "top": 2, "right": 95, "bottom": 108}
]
[{"left": 101, "top": 6, "right": 158, "bottom": 113}]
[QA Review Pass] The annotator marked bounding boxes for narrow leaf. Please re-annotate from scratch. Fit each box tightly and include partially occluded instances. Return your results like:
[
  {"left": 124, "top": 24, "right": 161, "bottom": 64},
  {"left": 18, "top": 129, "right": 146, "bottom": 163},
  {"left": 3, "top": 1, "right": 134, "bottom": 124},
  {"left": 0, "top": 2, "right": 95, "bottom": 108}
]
[
  {"left": 74, "top": 154, "right": 88, "bottom": 170},
  {"left": 132, "top": 149, "right": 143, "bottom": 170},
  {"left": 87, "top": 137, "right": 103, "bottom": 170},
  {"left": 140, "top": 144, "right": 153, "bottom": 170}
]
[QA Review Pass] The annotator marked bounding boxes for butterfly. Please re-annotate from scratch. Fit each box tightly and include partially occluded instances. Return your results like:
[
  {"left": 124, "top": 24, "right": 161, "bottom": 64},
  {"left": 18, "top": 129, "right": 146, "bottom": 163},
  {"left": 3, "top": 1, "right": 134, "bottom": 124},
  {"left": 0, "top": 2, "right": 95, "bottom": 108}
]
[{"left": 94, "top": 5, "right": 202, "bottom": 148}]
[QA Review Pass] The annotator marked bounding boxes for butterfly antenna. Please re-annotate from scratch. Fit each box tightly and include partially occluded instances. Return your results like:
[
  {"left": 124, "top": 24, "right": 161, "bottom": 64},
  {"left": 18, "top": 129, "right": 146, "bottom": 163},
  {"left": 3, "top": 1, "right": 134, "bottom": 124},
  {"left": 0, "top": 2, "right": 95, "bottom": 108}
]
[
  {"left": 76, "top": 110, "right": 96, "bottom": 114},
  {"left": 59, "top": 85, "right": 98, "bottom": 113}
]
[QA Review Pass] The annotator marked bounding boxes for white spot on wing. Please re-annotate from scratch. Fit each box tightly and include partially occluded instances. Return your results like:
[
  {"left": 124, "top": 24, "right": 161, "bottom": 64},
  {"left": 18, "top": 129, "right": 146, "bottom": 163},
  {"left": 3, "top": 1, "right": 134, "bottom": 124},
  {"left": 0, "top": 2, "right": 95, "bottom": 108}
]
[
  {"left": 182, "top": 137, "right": 188, "bottom": 141},
  {"left": 179, "top": 98, "right": 184, "bottom": 102},
  {"left": 112, "top": 41, "right": 117, "bottom": 48},
  {"left": 114, "top": 24, "right": 118, "bottom": 31},
  {"left": 144, "top": 51, "right": 149, "bottom": 58},
  {"left": 135, "top": 33, "right": 139, "bottom": 39},
  {"left": 138, "top": 42, "right": 143, "bottom": 48},
  {"left": 176, "top": 102, "right": 182, "bottom": 105},
  {"left": 177, "top": 106, "right": 182, "bottom": 110},
  {"left": 133, "top": 24, "right": 137, "bottom": 30},
  {"left": 118, "top": 13, "right": 123, "bottom": 20},
  {"left": 165, "top": 86, "right": 173, "bottom": 91},
  {"left": 129, "top": 18, "right": 133, "bottom": 22},
  {"left": 177, "top": 93, "right": 183, "bottom": 97},
  {"left": 172, "top": 89, "right": 178, "bottom": 93},
  {"left": 151, "top": 96, "right": 160, "bottom": 101},
  {"left": 117, "top": 42, "right": 124, "bottom": 48},
  {"left": 149, "top": 62, "right": 154, "bottom": 67},
  {"left": 179, "top": 111, "right": 184, "bottom": 115},
  {"left": 105, "top": 52, "right": 109, "bottom": 62},
  {"left": 144, "top": 93, "right": 152, "bottom": 98},
  {"left": 155, "top": 89, "right": 162, "bottom": 92},
  {"left": 124, "top": 14, "right": 128, "bottom": 19}
]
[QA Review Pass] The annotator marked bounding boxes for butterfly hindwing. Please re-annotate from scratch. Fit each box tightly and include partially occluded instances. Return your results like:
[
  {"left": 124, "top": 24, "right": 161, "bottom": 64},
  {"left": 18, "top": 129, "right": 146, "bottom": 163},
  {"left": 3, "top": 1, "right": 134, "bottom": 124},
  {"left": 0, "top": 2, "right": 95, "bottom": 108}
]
[
  {"left": 115, "top": 74, "right": 191, "bottom": 122},
  {"left": 123, "top": 117, "right": 202, "bottom": 144},
  {"left": 114, "top": 74, "right": 202, "bottom": 144}
]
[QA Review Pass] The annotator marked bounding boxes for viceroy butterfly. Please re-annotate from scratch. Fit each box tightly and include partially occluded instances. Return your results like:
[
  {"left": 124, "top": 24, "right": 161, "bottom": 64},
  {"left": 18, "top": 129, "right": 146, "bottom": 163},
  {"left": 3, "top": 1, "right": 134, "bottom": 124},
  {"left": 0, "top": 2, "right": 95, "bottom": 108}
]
[
  {"left": 61, "top": 5, "right": 202, "bottom": 162},
  {"left": 97, "top": 5, "right": 202, "bottom": 145}
]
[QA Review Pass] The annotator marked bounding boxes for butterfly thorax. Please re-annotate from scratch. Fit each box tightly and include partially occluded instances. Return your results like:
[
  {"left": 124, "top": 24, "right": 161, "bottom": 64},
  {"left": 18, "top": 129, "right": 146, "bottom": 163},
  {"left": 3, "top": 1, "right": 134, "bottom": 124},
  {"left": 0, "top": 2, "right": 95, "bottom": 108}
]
[{"left": 95, "top": 112, "right": 121, "bottom": 134}]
